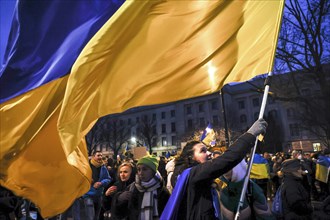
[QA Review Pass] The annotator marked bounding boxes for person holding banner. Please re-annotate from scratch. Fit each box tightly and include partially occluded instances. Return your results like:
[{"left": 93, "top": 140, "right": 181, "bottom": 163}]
[{"left": 165, "top": 118, "right": 267, "bottom": 220}]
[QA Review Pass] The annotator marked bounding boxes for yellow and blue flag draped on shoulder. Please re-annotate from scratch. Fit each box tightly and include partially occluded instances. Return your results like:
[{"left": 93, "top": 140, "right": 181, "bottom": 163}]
[
  {"left": 250, "top": 154, "right": 270, "bottom": 179},
  {"left": 201, "top": 123, "right": 216, "bottom": 147},
  {"left": 316, "top": 155, "right": 330, "bottom": 183},
  {"left": 0, "top": 0, "right": 124, "bottom": 217},
  {"left": 1, "top": 0, "right": 284, "bottom": 217}
]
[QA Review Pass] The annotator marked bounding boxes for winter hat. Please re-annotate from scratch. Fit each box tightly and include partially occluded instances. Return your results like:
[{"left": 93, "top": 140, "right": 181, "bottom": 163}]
[
  {"left": 281, "top": 159, "right": 301, "bottom": 173},
  {"left": 137, "top": 155, "right": 159, "bottom": 172}
]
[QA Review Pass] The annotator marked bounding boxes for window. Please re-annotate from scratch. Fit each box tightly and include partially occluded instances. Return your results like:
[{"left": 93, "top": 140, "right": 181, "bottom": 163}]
[
  {"left": 143, "top": 115, "right": 148, "bottom": 121},
  {"left": 152, "top": 113, "right": 156, "bottom": 121},
  {"left": 289, "top": 124, "right": 300, "bottom": 137},
  {"left": 301, "top": 88, "right": 311, "bottom": 96},
  {"left": 287, "top": 108, "right": 295, "bottom": 118},
  {"left": 199, "top": 117, "right": 205, "bottom": 127},
  {"left": 128, "top": 118, "right": 131, "bottom": 125},
  {"left": 171, "top": 136, "right": 177, "bottom": 146},
  {"left": 313, "top": 143, "right": 321, "bottom": 152},
  {"left": 161, "top": 111, "right": 166, "bottom": 119},
  {"left": 136, "top": 117, "right": 140, "bottom": 123},
  {"left": 254, "top": 112, "right": 259, "bottom": 121},
  {"left": 252, "top": 98, "right": 259, "bottom": 107},
  {"left": 162, "top": 137, "right": 167, "bottom": 146},
  {"left": 186, "top": 105, "right": 192, "bottom": 114},
  {"left": 198, "top": 103, "right": 204, "bottom": 112},
  {"left": 187, "top": 119, "right": 193, "bottom": 130},
  {"left": 152, "top": 125, "right": 157, "bottom": 134},
  {"left": 213, "top": 115, "right": 219, "bottom": 126},
  {"left": 238, "top": 100, "right": 245, "bottom": 109},
  {"left": 171, "top": 122, "right": 176, "bottom": 132},
  {"left": 240, "top": 114, "right": 247, "bottom": 123},
  {"left": 161, "top": 124, "right": 166, "bottom": 133},
  {"left": 171, "top": 110, "right": 175, "bottom": 117},
  {"left": 269, "top": 110, "right": 278, "bottom": 119},
  {"left": 268, "top": 96, "right": 275, "bottom": 104},
  {"left": 211, "top": 100, "right": 219, "bottom": 110}
]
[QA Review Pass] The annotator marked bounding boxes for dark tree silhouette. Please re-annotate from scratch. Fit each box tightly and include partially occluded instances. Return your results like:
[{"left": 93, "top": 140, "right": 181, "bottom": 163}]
[
  {"left": 273, "top": 0, "right": 330, "bottom": 148},
  {"left": 136, "top": 115, "right": 157, "bottom": 154}
]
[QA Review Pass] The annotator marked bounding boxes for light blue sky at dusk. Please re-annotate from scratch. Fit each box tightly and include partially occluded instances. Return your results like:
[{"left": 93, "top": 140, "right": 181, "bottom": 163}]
[{"left": 0, "top": 0, "right": 16, "bottom": 68}]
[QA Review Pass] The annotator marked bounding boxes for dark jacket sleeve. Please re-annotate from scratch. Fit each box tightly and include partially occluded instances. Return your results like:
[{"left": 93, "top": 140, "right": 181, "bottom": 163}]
[{"left": 190, "top": 133, "right": 256, "bottom": 185}]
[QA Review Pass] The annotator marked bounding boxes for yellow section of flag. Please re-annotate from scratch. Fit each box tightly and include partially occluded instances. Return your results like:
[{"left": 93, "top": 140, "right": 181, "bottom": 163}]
[
  {"left": 250, "top": 163, "right": 270, "bottom": 179},
  {"left": 316, "top": 163, "right": 330, "bottom": 183},
  {"left": 0, "top": 76, "right": 91, "bottom": 217},
  {"left": 59, "top": 0, "right": 284, "bottom": 155}
]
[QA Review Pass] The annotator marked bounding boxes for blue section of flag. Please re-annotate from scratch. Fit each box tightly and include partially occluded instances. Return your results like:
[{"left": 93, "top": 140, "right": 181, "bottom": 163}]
[
  {"left": 317, "top": 155, "right": 330, "bottom": 168},
  {"left": 0, "top": 0, "right": 125, "bottom": 103},
  {"left": 160, "top": 168, "right": 192, "bottom": 220},
  {"left": 253, "top": 154, "right": 268, "bottom": 164}
]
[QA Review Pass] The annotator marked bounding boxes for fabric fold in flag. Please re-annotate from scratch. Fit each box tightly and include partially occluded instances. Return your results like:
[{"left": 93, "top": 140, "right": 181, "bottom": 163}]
[
  {"left": 201, "top": 123, "right": 216, "bottom": 147},
  {"left": 59, "top": 0, "right": 284, "bottom": 157},
  {"left": 315, "top": 155, "right": 330, "bottom": 183},
  {"left": 250, "top": 154, "right": 270, "bottom": 179}
]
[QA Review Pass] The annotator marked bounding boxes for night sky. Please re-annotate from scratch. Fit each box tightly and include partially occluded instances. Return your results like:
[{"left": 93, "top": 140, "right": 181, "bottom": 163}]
[{"left": 0, "top": 0, "right": 16, "bottom": 68}]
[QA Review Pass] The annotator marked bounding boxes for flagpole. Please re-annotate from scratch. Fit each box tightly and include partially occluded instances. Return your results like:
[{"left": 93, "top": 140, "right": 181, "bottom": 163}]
[
  {"left": 219, "top": 88, "right": 230, "bottom": 148},
  {"left": 234, "top": 72, "right": 273, "bottom": 220}
]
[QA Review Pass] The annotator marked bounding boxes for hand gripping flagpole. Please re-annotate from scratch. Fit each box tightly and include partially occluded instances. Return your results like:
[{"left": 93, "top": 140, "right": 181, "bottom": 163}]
[{"left": 234, "top": 72, "right": 273, "bottom": 220}]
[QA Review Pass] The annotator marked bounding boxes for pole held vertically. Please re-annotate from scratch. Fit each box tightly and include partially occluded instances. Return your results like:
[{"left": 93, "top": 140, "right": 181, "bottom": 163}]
[{"left": 234, "top": 72, "right": 273, "bottom": 220}]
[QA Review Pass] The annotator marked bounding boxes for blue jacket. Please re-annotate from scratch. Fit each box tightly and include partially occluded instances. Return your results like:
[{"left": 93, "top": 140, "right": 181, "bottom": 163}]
[{"left": 85, "top": 165, "right": 111, "bottom": 197}]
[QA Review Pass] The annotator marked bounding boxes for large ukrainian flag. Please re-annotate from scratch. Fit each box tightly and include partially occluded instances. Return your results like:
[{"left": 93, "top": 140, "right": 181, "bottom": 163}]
[
  {"left": 316, "top": 155, "right": 330, "bottom": 183},
  {"left": 0, "top": 0, "right": 125, "bottom": 217},
  {"left": 1, "top": 0, "right": 284, "bottom": 217}
]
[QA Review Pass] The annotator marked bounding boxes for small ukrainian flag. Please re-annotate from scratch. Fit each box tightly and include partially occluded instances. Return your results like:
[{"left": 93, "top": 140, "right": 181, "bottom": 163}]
[
  {"left": 250, "top": 154, "right": 270, "bottom": 179},
  {"left": 200, "top": 123, "right": 216, "bottom": 147},
  {"left": 316, "top": 155, "right": 330, "bottom": 183}
]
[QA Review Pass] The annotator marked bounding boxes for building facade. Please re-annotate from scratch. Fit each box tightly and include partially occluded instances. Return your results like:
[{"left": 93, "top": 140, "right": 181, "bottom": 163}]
[{"left": 94, "top": 71, "right": 327, "bottom": 156}]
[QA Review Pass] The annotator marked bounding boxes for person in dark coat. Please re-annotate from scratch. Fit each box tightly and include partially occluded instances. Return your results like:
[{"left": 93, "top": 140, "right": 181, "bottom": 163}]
[
  {"left": 281, "top": 158, "right": 313, "bottom": 220},
  {"left": 111, "top": 155, "right": 170, "bottom": 220},
  {"left": 170, "top": 118, "right": 268, "bottom": 220},
  {"left": 103, "top": 162, "right": 136, "bottom": 212}
]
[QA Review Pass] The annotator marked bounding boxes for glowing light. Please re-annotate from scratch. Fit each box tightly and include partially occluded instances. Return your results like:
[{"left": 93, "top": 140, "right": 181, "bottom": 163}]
[{"left": 207, "top": 61, "right": 217, "bottom": 90}]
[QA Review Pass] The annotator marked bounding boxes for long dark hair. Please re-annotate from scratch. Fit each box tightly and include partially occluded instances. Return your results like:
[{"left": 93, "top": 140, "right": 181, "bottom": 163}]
[{"left": 171, "top": 140, "right": 201, "bottom": 187}]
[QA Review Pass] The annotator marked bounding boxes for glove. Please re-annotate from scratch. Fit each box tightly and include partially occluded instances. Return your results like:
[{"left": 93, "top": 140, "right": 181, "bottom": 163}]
[
  {"left": 247, "top": 118, "right": 268, "bottom": 137},
  {"left": 117, "top": 191, "right": 132, "bottom": 203}
]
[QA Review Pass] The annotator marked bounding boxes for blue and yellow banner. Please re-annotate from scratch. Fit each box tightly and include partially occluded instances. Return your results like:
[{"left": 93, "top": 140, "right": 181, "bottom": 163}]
[
  {"left": 201, "top": 123, "right": 216, "bottom": 146},
  {"left": 316, "top": 155, "right": 330, "bottom": 183},
  {"left": 250, "top": 154, "right": 270, "bottom": 179}
]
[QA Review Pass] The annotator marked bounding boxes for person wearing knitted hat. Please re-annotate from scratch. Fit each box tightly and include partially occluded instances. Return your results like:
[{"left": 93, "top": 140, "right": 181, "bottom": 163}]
[
  {"left": 137, "top": 155, "right": 159, "bottom": 182},
  {"left": 280, "top": 159, "right": 313, "bottom": 219},
  {"left": 111, "top": 155, "right": 170, "bottom": 220}
]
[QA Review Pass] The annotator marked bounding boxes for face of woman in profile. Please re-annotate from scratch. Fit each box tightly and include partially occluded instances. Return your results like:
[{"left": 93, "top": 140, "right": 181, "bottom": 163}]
[
  {"left": 193, "top": 143, "right": 212, "bottom": 164},
  {"left": 137, "top": 164, "right": 154, "bottom": 182},
  {"left": 119, "top": 165, "right": 132, "bottom": 182}
]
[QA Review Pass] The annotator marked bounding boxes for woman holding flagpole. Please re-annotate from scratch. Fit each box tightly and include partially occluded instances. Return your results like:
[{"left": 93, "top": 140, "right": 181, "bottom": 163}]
[{"left": 163, "top": 118, "right": 267, "bottom": 220}]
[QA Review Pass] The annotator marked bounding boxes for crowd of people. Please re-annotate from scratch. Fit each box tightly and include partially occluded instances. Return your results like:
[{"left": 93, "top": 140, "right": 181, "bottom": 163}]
[{"left": 1, "top": 119, "right": 330, "bottom": 220}]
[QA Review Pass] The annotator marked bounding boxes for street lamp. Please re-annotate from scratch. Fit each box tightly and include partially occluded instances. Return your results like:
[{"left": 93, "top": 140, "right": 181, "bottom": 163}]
[{"left": 131, "top": 137, "right": 136, "bottom": 144}]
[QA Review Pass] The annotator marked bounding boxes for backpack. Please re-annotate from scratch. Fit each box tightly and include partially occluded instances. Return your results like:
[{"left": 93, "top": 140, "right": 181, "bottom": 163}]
[{"left": 271, "top": 186, "right": 283, "bottom": 217}]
